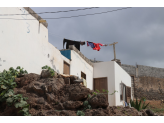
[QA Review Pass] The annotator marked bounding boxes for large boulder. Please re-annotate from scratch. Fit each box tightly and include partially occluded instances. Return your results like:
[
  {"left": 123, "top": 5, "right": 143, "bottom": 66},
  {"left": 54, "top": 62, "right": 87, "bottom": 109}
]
[
  {"left": 43, "top": 78, "right": 65, "bottom": 95},
  {"left": 15, "top": 73, "right": 40, "bottom": 87},
  {"left": 64, "top": 84, "right": 92, "bottom": 101},
  {"left": 63, "top": 101, "right": 83, "bottom": 110},
  {"left": 25, "top": 81, "right": 46, "bottom": 96},
  {"left": 89, "top": 94, "right": 109, "bottom": 109},
  {"left": 70, "top": 75, "right": 79, "bottom": 84},
  {"left": 41, "top": 70, "right": 53, "bottom": 78}
]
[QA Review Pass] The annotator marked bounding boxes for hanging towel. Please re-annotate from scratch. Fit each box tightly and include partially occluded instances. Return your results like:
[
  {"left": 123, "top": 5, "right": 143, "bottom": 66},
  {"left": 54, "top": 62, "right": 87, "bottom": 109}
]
[
  {"left": 63, "top": 39, "right": 81, "bottom": 51},
  {"left": 87, "top": 41, "right": 95, "bottom": 48},
  {"left": 83, "top": 78, "right": 87, "bottom": 87}
]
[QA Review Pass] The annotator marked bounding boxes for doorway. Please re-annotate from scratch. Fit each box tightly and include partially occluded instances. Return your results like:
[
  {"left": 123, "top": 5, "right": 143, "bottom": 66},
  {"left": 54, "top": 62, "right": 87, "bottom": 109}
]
[
  {"left": 94, "top": 77, "right": 108, "bottom": 101},
  {"left": 63, "top": 61, "right": 70, "bottom": 75}
]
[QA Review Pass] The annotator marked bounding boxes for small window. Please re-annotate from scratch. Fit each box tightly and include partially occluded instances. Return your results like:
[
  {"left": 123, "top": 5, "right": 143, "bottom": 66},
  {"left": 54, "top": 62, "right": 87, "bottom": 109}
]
[
  {"left": 48, "top": 54, "right": 49, "bottom": 58},
  {"left": 81, "top": 71, "right": 86, "bottom": 80},
  {"left": 120, "top": 83, "right": 123, "bottom": 101},
  {"left": 81, "top": 72, "right": 86, "bottom": 85}
]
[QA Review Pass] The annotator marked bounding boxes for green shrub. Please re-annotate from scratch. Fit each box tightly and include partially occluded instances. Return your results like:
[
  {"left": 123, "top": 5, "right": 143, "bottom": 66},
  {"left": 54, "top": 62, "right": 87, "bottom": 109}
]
[
  {"left": 83, "top": 100, "right": 92, "bottom": 111},
  {"left": 77, "top": 110, "right": 85, "bottom": 116},
  {"left": 130, "top": 97, "right": 149, "bottom": 111},
  {"left": 42, "top": 65, "right": 55, "bottom": 77},
  {"left": 0, "top": 67, "right": 30, "bottom": 116}
]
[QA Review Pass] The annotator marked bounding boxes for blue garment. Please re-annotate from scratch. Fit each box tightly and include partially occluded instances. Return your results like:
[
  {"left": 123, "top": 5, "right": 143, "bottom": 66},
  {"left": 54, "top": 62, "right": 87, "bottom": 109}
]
[
  {"left": 125, "top": 102, "right": 128, "bottom": 107},
  {"left": 87, "top": 41, "right": 95, "bottom": 48}
]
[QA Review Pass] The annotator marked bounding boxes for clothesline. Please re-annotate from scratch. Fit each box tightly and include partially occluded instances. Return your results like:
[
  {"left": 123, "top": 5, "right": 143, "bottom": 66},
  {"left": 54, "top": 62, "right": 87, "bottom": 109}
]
[
  {"left": 48, "top": 32, "right": 114, "bottom": 44},
  {"left": 63, "top": 38, "right": 117, "bottom": 51}
]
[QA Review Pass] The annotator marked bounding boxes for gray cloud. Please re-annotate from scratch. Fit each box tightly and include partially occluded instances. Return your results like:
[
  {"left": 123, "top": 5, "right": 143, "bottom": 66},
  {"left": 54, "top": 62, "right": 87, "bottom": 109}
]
[{"left": 31, "top": 7, "right": 164, "bottom": 68}]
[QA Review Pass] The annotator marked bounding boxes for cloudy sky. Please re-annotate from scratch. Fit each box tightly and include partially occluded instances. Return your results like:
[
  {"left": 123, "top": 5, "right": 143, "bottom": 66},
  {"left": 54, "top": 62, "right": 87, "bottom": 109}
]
[{"left": 31, "top": 7, "right": 164, "bottom": 68}]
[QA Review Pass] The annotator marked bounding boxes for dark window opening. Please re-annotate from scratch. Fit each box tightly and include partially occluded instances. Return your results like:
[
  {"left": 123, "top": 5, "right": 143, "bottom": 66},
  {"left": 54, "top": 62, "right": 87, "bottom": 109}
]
[{"left": 81, "top": 71, "right": 86, "bottom": 85}]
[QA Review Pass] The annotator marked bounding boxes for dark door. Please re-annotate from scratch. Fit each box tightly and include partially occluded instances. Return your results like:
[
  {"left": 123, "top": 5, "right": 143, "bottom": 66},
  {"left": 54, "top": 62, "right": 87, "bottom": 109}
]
[
  {"left": 94, "top": 77, "right": 108, "bottom": 101},
  {"left": 126, "top": 86, "right": 131, "bottom": 103},
  {"left": 63, "top": 61, "right": 70, "bottom": 75}
]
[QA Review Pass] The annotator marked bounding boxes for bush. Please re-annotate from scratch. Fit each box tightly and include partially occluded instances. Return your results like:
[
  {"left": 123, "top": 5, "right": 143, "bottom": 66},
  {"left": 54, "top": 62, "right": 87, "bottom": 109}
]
[
  {"left": 42, "top": 65, "right": 55, "bottom": 77},
  {"left": 130, "top": 97, "right": 149, "bottom": 111},
  {"left": 0, "top": 67, "right": 30, "bottom": 116}
]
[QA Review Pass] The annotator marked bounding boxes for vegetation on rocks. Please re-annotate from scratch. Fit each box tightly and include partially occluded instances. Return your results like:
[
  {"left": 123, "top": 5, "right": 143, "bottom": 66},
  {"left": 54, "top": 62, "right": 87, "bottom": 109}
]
[
  {"left": 0, "top": 66, "right": 30, "bottom": 116},
  {"left": 42, "top": 65, "right": 55, "bottom": 77},
  {"left": 76, "top": 90, "right": 118, "bottom": 116}
]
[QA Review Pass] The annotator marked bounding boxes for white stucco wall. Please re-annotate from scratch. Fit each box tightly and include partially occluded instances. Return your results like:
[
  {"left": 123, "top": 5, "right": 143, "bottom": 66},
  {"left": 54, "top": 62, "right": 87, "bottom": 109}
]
[
  {"left": 114, "top": 62, "right": 132, "bottom": 106},
  {"left": 93, "top": 61, "right": 116, "bottom": 106},
  {"left": 93, "top": 61, "right": 132, "bottom": 106},
  {"left": 0, "top": 7, "right": 64, "bottom": 74},
  {"left": 70, "top": 50, "right": 93, "bottom": 90}
]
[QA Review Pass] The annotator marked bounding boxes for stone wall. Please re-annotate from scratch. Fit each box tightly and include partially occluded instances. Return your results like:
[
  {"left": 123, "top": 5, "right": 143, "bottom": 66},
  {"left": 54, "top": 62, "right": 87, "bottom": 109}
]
[
  {"left": 134, "top": 76, "right": 164, "bottom": 100},
  {"left": 121, "top": 64, "right": 136, "bottom": 76},
  {"left": 121, "top": 64, "right": 164, "bottom": 100}
]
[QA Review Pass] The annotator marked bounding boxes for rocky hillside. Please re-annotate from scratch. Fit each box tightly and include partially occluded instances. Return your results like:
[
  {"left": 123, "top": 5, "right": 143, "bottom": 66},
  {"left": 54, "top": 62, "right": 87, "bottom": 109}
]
[{"left": 0, "top": 71, "right": 162, "bottom": 116}]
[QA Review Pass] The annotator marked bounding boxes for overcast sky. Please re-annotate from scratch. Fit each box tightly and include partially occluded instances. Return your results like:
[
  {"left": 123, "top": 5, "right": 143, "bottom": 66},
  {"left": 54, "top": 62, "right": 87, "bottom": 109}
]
[{"left": 31, "top": 7, "right": 164, "bottom": 68}]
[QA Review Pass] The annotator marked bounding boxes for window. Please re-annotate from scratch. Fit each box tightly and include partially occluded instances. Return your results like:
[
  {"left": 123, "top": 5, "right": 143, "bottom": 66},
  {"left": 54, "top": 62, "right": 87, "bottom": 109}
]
[
  {"left": 81, "top": 72, "right": 86, "bottom": 85},
  {"left": 120, "top": 83, "right": 123, "bottom": 101}
]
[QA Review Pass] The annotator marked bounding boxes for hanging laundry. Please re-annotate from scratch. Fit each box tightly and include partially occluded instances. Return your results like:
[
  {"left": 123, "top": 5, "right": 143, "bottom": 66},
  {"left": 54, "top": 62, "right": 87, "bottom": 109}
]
[
  {"left": 63, "top": 39, "right": 85, "bottom": 51},
  {"left": 83, "top": 78, "right": 87, "bottom": 87},
  {"left": 87, "top": 41, "right": 95, "bottom": 48},
  {"left": 80, "top": 41, "right": 85, "bottom": 45},
  {"left": 93, "top": 43, "right": 103, "bottom": 51}
]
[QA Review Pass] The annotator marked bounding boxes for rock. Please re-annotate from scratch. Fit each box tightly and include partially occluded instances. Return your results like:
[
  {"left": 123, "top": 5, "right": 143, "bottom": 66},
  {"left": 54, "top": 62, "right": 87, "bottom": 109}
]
[
  {"left": 45, "top": 110, "right": 59, "bottom": 116},
  {"left": 44, "top": 103, "right": 51, "bottom": 110},
  {"left": 46, "top": 93, "right": 56, "bottom": 103},
  {"left": 26, "top": 81, "right": 45, "bottom": 96},
  {"left": 63, "top": 101, "right": 83, "bottom": 110},
  {"left": 44, "top": 78, "right": 65, "bottom": 95},
  {"left": 18, "top": 73, "right": 40, "bottom": 87},
  {"left": 73, "top": 79, "right": 83, "bottom": 84},
  {"left": 36, "top": 97, "right": 45, "bottom": 104},
  {"left": 89, "top": 94, "right": 109, "bottom": 109},
  {"left": 146, "top": 109, "right": 154, "bottom": 116},
  {"left": 53, "top": 72, "right": 58, "bottom": 78},
  {"left": 138, "top": 112, "right": 142, "bottom": 116},
  {"left": 59, "top": 110, "right": 77, "bottom": 116},
  {"left": 70, "top": 76, "right": 79, "bottom": 84},
  {"left": 55, "top": 103, "right": 64, "bottom": 110},
  {"left": 65, "top": 84, "right": 91, "bottom": 101},
  {"left": 41, "top": 70, "right": 53, "bottom": 78},
  {"left": 36, "top": 111, "right": 45, "bottom": 116},
  {"left": 64, "top": 77, "right": 70, "bottom": 84}
]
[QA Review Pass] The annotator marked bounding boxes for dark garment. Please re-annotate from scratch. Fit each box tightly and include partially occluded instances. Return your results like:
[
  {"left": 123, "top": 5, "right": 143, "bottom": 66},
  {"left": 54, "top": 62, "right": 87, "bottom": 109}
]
[
  {"left": 63, "top": 39, "right": 81, "bottom": 51},
  {"left": 87, "top": 41, "right": 95, "bottom": 48}
]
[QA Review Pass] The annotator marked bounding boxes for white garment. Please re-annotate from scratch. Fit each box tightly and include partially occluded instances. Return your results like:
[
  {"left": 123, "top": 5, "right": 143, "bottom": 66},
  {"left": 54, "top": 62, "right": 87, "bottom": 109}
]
[{"left": 83, "top": 78, "right": 87, "bottom": 87}]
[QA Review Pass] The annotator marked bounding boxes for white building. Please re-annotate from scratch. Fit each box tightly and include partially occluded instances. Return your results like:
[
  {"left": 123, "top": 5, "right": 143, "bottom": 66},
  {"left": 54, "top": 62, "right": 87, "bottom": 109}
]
[{"left": 0, "top": 7, "right": 132, "bottom": 106}]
